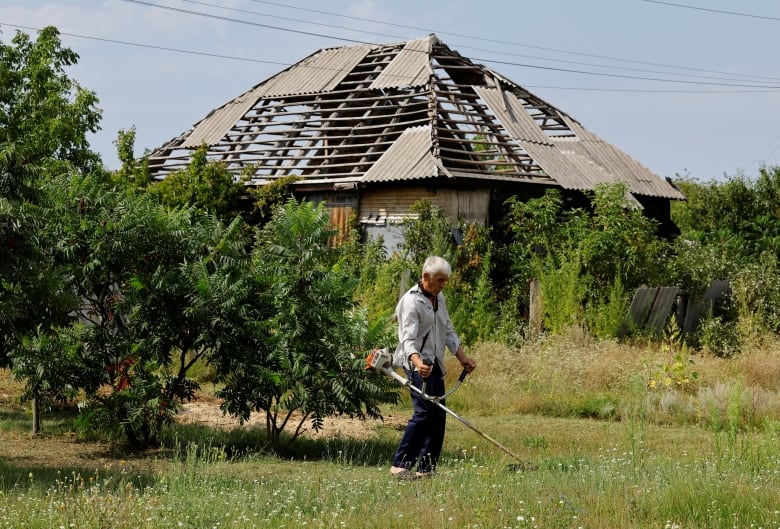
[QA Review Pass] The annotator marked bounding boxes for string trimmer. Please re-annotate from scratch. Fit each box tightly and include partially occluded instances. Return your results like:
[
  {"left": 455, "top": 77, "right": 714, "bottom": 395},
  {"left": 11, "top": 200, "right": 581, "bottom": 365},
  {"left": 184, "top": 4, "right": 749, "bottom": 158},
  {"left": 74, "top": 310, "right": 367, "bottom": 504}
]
[{"left": 365, "top": 348, "right": 529, "bottom": 467}]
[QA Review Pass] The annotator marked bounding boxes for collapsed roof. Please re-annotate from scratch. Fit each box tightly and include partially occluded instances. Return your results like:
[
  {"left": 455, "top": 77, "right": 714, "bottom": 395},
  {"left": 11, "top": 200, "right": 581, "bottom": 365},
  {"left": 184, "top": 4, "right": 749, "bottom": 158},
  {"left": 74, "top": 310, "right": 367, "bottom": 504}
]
[{"left": 147, "top": 34, "right": 684, "bottom": 201}]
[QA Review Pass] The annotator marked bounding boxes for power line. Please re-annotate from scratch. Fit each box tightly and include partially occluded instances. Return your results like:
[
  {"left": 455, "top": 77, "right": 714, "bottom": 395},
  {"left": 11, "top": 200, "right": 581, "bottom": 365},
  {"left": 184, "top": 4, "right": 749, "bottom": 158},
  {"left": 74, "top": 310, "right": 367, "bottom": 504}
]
[
  {"left": 0, "top": 22, "right": 288, "bottom": 66},
  {"left": 247, "top": 0, "right": 780, "bottom": 82},
  {"left": 5, "top": 21, "right": 778, "bottom": 95},
  {"left": 527, "top": 84, "right": 780, "bottom": 94},
  {"left": 179, "top": 0, "right": 402, "bottom": 42},
  {"left": 481, "top": 56, "right": 780, "bottom": 89},
  {"left": 118, "top": 0, "right": 780, "bottom": 90},
  {"left": 639, "top": 0, "right": 780, "bottom": 22},
  {"left": 120, "top": 0, "right": 370, "bottom": 45},
  {"left": 179, "top": 0, "right": 780, "bottom": 85},
  {"left": 747, "top": 132, "right": 780, "bottom": 169}
]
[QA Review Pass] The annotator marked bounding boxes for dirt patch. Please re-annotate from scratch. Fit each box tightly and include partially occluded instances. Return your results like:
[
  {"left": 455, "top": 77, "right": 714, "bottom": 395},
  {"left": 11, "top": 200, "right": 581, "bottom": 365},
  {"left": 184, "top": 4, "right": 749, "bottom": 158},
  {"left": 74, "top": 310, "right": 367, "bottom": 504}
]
[
  {"left": 0, "top": 398, "right": 407, "bottom": 472},
  {"left": 177, "top": 400, "right": 407, "bottom": 440}
]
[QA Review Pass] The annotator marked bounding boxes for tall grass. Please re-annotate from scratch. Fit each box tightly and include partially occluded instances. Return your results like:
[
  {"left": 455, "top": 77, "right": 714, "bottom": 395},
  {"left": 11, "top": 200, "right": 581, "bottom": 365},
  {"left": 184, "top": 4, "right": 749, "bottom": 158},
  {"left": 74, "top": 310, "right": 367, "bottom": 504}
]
[{"left": 458, "top": 330, "right": 780, "bottom": 429}]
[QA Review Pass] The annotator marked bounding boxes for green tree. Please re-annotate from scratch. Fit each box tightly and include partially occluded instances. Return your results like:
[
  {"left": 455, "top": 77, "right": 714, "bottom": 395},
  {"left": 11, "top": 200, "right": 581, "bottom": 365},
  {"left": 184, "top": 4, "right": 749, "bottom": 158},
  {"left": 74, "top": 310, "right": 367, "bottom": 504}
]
[
  {"left": 16, "top": 166, "right": 261, "bottom": 445},
  {"left": 147, "top": 146, "right": 244, "bottom": 222},
  {"left": 400, "top": 199, "right": 455, "bottom": 268},
  {"left": 503, "top": 189, "right": 570, "bottom": 286},
  {"left": 0, "top": 26, "right": 101, "bottom": 173},
  {"left": 216, "top": 200, "right": 398, "bottom": 452},
  {"left": 672, "top": 169, "right": 780, "bottom": 261},
  {"left": 116, "top": 212, "right": 258, "bottom": 445},
  {"left": 668, "top": 167, "right": 780, "bottom": 338},
  {"left": 1, "top": 26, "right": 101, "bottom": 366},
  {"left": 113, "top": 126, "right": 151, "bottom": 188},
  {"left": 580, "top": 183, "right": 666, "bottom": 292},
  {"left": 245, "top": 174, "right": 300, "bottom": 225}
]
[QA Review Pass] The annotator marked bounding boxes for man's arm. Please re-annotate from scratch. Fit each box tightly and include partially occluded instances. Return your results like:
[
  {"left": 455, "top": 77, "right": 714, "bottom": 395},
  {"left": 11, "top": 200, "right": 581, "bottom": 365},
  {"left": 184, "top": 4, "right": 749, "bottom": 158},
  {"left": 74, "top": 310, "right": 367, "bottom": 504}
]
[
  {"left": 454, "top": 346, "right": 477, "bottom": 373},
  {"left": 398, "top": 295, "right": 433, "bottom": 377}
]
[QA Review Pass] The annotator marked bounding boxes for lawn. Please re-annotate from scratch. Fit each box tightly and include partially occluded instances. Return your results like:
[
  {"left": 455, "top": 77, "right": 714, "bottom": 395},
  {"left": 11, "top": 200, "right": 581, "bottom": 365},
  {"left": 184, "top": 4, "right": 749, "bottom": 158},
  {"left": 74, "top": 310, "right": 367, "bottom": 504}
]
[{"left": 3, "top": 335, "right": 780, "bottom": 528}]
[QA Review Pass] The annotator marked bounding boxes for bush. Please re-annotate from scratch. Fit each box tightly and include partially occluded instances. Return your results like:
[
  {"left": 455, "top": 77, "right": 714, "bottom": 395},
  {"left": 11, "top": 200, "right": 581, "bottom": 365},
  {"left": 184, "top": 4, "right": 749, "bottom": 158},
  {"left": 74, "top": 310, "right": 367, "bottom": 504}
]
[{"left": 585, "top": 274, "right": 630, "bottom": 339}]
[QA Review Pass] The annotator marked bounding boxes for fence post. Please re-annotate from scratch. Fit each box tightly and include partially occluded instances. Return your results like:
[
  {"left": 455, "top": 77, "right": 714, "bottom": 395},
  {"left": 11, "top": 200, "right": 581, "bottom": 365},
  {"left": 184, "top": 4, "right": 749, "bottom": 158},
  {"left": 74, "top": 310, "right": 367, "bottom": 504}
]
[
  {"left": 529, "top": 278, "right": 542, "bottom": 339},
  {"left": 32, "top": 391, "right": 41, "bottom": 435}
]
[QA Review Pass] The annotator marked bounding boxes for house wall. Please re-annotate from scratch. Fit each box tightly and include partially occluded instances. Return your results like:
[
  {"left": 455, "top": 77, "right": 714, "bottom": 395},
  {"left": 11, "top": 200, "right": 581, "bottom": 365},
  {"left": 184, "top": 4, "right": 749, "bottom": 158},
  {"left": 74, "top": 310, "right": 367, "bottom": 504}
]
[
  {"left": 357, "top": 185, "right": 489, "bottom": 254},
  {"left": 359, "top": 186, "right": 489, "bottom": 225}
]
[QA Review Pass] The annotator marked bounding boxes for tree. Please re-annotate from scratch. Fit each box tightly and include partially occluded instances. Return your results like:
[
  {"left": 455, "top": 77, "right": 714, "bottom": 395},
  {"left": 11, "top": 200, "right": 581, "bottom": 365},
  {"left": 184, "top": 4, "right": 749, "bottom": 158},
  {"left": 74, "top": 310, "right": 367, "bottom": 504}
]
[
  {"left": 400, "top": 199, "right": 456, "bottom": 269},
  {"left": 0, "top": 26, "right": 101, "bottom": 172},
  {"left": 41, "top": 168, "right": 260, "bottom": 445},
  {"left": 672, "top": 169, "right": 780, "bottom": 261},
  {"left": 245, "top": 174, "right": 300, "bottom": 225},
  {"left": 146, "top": 146, "right": 244, "bottom": 222},
  {"left": 668, "top": 168, "right": 780, "bottom": 337},
  {"left": 502, "top": 184, "right": 668, "bottom": 336},
  {"left": 216, "top": 200, "right": 398, "bottom": 452},
  {"left": 113, "top": 126, "right": 151, "bottom": 188},
  {"left": 1, "top": 26, "right": 101, "bottom": 367},
  {"left": 117, "top": 211, "right": 259, "bottom": 445},
  {"left": 580, "top": 183, "right": 666, "bottom": 293}
]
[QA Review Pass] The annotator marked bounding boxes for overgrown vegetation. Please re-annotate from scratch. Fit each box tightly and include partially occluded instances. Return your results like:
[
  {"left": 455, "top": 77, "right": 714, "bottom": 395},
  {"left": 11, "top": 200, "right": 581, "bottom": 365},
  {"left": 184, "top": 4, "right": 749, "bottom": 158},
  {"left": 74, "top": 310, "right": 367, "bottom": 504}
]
[
  {"left": 3, "top": 26, "right": 780, "bottom": 459},
  {"left": 5, "top": 24, "right": 780, "bottom": 528},
  {"left": 1, "top": 27, "right": 397, "bottom": 448}
]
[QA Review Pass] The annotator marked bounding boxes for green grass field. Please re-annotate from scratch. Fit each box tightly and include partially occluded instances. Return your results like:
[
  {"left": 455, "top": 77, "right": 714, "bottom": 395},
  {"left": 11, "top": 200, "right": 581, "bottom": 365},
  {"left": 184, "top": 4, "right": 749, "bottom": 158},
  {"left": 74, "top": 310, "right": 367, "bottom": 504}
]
[{"left": 3, "top": 333, "right": 780, "bottom": 528}]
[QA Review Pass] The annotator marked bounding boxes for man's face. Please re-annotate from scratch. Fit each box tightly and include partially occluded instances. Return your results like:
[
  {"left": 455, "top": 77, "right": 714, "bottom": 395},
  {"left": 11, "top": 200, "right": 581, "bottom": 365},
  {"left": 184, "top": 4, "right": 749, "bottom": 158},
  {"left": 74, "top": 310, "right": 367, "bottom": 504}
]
[{"left": 422, "top": 272, "right": 449, "bottom": 296}]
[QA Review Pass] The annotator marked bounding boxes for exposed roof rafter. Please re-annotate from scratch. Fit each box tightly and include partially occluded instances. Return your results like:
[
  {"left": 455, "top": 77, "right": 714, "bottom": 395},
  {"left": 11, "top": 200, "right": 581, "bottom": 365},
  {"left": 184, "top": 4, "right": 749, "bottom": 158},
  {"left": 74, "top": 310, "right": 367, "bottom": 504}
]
[{"left": 148, "top": 34, "right": 684, "bottom": 200}]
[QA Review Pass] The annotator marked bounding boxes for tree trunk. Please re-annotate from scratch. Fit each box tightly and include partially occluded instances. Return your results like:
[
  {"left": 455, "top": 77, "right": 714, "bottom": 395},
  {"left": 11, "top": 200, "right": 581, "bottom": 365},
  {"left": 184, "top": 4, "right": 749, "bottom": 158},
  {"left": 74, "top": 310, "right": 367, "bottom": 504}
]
[{"left": 32, "top": 392, "right": 41, "bottom": 435}]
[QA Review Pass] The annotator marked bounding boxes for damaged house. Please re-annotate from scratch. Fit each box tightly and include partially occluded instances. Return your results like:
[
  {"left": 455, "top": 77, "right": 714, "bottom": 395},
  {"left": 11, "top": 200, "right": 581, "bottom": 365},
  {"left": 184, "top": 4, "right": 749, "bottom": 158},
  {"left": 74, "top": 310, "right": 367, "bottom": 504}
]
[{"left": 147, "top": 34, "right": 685, "bottom": 248}]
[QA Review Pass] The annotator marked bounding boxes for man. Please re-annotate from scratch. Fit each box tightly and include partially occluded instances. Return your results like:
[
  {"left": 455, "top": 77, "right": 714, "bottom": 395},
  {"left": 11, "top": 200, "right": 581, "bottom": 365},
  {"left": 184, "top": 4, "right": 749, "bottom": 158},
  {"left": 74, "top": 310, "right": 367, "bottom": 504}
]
[{"left": 390, "top": 256, "right": 477, "bottom": 479}]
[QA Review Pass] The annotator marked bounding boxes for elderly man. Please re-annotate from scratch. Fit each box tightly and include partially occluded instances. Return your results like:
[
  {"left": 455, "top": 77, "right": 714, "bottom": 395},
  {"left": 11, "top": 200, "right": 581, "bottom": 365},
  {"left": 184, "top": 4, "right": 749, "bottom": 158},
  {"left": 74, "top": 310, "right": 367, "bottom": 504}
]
[{"left": 390, "top": 256, "right": 477, "bottom": 479}]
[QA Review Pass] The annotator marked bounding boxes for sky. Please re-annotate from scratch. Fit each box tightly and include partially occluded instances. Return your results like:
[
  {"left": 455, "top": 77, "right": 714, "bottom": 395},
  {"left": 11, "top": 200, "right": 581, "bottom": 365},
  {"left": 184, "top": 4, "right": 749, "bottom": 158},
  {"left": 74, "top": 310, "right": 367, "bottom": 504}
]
[{"left": 1, "top": 0, "right": 779, "bottom": 182}]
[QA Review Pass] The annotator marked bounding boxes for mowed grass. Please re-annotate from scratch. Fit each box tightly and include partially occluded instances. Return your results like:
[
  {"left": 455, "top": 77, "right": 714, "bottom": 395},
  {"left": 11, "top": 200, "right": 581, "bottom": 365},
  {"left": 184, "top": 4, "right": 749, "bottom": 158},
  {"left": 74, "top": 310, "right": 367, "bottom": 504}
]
[{"left": 3, "top": 332, "right": 780, "bottom": 528}]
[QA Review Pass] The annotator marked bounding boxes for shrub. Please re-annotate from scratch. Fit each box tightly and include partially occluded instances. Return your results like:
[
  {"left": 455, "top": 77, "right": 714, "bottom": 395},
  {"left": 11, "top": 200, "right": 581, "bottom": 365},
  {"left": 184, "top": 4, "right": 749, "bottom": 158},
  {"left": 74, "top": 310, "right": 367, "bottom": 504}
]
[{"left": 585, "top": 274, "right": 630, "bottom": 339}]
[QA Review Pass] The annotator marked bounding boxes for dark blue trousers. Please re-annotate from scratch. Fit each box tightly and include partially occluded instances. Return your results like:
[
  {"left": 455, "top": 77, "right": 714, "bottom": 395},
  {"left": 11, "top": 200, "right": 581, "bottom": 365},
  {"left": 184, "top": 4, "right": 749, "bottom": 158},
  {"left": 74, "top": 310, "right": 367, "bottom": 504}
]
[{"left": 392, "top": 361, "right": 446, "bottom": 473}]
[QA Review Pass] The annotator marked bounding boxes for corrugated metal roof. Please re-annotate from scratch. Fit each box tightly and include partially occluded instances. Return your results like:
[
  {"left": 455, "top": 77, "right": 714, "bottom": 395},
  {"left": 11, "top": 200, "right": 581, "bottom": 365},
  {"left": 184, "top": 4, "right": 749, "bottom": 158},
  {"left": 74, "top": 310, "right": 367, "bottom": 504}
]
[
  {"left": 522, "top": 140, "right": 618, "bottom": 189},
  {"left": 370, "top": 36, "right": 434, "bottom": 89},
  {"left": 181, "top": 45, "right": 371, "bottom": 149},
  {"left": 478, "top": 85, "right": 618, "bottom": 189},
  {"left": 479, "top": 83, "right": 683, "bottom": 199},
  {"left": 254, "top": 45, "right": 371, "bottom": 98},
  {"left": 149, "top": 34, "right": 685, "bottom": 205},
  {"left": 560, "top": 115, "right": 685, "bottom": 199},
  {"left": 362, "top": 126, "right": 437, "bottom": 182},
  {"left": 182, "top": 88, "right": 259, "bottom": 148}
]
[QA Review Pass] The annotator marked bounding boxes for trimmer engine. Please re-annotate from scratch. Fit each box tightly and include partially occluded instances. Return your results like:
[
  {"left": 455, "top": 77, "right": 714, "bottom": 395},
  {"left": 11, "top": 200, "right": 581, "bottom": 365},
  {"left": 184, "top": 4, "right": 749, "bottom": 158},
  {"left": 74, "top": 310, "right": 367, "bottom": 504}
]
[{"left": 364, "top": 347, "right": 393, "bottom": 373}]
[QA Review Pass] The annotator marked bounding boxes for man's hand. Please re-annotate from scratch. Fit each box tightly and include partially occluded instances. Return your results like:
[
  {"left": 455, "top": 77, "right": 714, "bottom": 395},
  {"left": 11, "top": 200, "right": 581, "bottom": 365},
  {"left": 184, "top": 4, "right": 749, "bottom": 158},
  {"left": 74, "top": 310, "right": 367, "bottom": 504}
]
[
  {"left": 410, "top": 353, "right": 432, "bottom": 378},
  {"left": 455, "top": 348, "right": 476, "bottom": 373}
]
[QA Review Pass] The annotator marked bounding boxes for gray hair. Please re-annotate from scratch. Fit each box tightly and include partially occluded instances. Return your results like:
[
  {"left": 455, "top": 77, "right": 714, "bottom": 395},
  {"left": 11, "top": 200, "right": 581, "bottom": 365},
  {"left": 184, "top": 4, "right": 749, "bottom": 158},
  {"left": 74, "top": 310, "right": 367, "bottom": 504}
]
[{"left": 422, "top": 256, "right": 451, "bottom": 277}]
